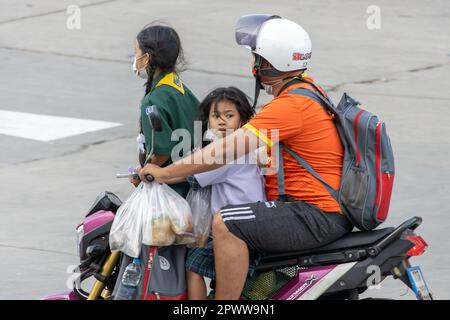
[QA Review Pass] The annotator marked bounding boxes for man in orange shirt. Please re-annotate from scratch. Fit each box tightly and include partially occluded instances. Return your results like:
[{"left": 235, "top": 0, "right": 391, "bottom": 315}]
[{"left": 140, "top": 14, "right": 353, "bottom": 299}]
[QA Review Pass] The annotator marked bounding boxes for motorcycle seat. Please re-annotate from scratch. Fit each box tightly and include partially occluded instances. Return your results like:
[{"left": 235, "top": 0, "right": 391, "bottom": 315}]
[{"left": 259, "top": 227, "right": 394, "bottom": 264}]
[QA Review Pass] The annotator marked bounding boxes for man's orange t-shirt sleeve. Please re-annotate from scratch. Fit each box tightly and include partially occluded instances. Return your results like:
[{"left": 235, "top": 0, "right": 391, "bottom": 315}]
[{"left": 243, "top": 95, "right": 304, "bottom": 146}]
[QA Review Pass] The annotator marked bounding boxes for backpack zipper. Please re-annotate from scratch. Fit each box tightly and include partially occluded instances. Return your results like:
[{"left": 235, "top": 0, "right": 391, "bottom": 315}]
[
  {"left": 363, "top": 115, "right": 376, "bottom": 168},
  {"left": 375, "top": 122, "right": 383, "bottom": 215},
  {"left": 353, "top": 110, "right": 365, "bottom": 166},
  {"left": 141, "top": 246, "right": 155, "bottom": 300},
  {"left": 145, "top": 248, "right": 154, "bottom": 295}
]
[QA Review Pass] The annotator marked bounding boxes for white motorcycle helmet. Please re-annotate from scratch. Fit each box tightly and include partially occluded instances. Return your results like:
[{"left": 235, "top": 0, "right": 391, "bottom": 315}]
[
  {"left": 235, "top": 14, "right": 312, "bottom": 105},
  {"left": 236, "top": 14, "right": 312, "bottom": 72}
]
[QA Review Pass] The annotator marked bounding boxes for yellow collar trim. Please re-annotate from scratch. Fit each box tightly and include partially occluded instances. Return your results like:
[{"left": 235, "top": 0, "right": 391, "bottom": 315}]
[{"left": 155, "top": 72, "right": 185, "bottom": 95}]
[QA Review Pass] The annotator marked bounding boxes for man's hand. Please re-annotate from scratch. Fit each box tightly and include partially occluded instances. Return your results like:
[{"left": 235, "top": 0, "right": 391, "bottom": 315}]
[
  {"left": 139, "top": 163, "right": 167, "bottom": 183},
  {"left": 130, "top": 166, "right": 141, "bottom": 187}
]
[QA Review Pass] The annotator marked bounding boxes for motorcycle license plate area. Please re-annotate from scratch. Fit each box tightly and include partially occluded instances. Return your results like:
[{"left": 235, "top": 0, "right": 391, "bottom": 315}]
[{"left": 406, "top": 266, "right": 433, "bottom": 300}]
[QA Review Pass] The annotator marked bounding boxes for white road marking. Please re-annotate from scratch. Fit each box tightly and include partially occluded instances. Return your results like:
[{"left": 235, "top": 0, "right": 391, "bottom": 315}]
[{"left": 0, "top": 110, "right": 122, "bottom": 142}]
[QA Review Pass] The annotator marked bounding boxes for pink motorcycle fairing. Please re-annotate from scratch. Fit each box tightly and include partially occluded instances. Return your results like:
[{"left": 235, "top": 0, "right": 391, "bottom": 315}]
[
  {"left": 271, "top": 265, "right": 337, "bottom": 300},
  {"left": 42, "top": 291, "right": 82, "bottom": 300},
  {"left": 83, "top": 210, "right": 115, "bottom": 234}
]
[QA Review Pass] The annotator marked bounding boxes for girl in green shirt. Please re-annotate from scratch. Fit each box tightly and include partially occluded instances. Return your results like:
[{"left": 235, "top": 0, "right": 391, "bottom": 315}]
[{"left": 131, "top": 23, "right": 199, "bottom": 198}]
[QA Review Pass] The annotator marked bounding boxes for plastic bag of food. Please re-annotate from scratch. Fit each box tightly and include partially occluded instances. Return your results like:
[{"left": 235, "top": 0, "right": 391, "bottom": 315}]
[
  {"left": 109, "top": 183, "right": 148, "bottom": 257},
  {"left": 186, "top": 186, "right": 212, "bottom": 248},
  {"left": 110, "top": 181, "right": 195, "bottom": 256},
  {"left": 142, "top": 182, "right": 195, "bottom": 246}
]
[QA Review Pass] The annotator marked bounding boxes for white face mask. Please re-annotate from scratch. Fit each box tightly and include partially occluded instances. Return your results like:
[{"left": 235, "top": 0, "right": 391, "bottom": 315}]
[
  {"left": 133, "top": 57, "right": 148, "bottom": 79},
  {"left": 203, "top": 128, "right": 223, "bottom": 142},
  {"left": 261, "top": 78, "right": 284, "bottom": 95}
]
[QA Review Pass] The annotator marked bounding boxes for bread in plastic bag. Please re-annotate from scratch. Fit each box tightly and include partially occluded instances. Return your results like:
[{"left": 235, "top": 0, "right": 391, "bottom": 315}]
[
  {"left": 110, "top": 182, "right": 195, "bottom": 256},
  {"left": 142, "top": 182, "right": 195, "bottom": 246}
]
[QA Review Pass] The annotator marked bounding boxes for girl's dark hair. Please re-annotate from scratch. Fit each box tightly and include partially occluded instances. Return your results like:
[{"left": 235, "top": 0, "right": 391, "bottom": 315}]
[
  {"left": 136, "top": 23, "right": 186, "bottom": 95},
  {"left": 199, "top": 87, "right": 255, "bottom": 136}
]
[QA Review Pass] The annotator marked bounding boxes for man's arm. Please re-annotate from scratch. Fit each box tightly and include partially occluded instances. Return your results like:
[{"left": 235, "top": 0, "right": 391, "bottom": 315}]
[
  {"left": 140, "top": 127, "right": 265, "bottom": 183},
  {"left": 164, "top": 176, "right": 187, "bottom": 184}
]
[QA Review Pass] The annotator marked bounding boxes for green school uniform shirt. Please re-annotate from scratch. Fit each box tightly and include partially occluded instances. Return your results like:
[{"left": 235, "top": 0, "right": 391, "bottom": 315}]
[{"left": 140, "top": 71, "right": 199, "bottom": 198}]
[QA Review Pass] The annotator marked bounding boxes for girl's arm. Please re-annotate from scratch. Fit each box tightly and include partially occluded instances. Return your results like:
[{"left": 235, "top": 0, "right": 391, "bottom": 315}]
[{"left": 150, "top": 154, "right": 170, "bottom": 166}]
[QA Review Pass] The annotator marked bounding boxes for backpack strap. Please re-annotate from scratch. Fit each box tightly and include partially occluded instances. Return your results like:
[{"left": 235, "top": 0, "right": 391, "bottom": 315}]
[
  {"left": 287, "top": 87, "right": 338, "bottom": 117},
  {"left": 276, "top": 144, "right": 292, "bottom": 202},
  {"left": 276, "top": 86, "right": 341, "bottom": 202},
  {"left": 276, "top": 74, "right": 328, "bottom": 99},
  {"left": 288, "top": 87, "right": 348, "bottom": 148},
  {"left": 277, "top": 77, "right": 303, "bottom": 97}
]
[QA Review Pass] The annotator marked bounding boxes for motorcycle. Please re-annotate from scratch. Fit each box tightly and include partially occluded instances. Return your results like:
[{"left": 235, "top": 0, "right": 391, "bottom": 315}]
[
  {"left": 43, "top": 107, "right": 433, "bottom": 300},
  {"left": 42, "top": 188, "right": 432, "bottom": 301}
]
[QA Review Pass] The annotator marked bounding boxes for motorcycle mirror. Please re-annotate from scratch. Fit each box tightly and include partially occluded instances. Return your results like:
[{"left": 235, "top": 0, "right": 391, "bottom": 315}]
[{"left": 146, "top": 105, "right": 163, "bottom": 132}]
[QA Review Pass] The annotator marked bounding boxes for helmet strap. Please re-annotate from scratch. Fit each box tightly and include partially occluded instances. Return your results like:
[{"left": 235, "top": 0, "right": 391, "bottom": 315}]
[
  {"left": 252, "top": 55, "right": 264, "bottom": 109},
  {"left": 252, "top": 77, "right": 263, "bottom": 109}
]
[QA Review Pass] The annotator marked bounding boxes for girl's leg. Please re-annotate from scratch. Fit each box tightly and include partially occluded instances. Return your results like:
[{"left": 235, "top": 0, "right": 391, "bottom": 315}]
[{"left": 187, "top": 270, "right": 208, "bottom": 300}]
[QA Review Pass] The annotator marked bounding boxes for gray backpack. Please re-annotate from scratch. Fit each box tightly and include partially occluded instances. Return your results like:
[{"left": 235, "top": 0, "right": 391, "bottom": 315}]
[
  {"left": 113, "top": 245, "right": 187, "bottom": 300},
  {"left": 277, "top": 86, "right": 395, "bottom": 231}
]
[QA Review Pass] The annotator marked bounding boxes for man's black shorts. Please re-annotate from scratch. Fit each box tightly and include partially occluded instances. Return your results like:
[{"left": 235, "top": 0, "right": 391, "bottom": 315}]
[{"left": 218, "top": 200, "right": 353, "bottom": 253}]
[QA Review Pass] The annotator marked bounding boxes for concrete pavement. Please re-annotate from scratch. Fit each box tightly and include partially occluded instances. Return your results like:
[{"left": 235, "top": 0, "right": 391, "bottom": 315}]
[{"left": 0, "top": 0, "right": 449, "bottom": 299}]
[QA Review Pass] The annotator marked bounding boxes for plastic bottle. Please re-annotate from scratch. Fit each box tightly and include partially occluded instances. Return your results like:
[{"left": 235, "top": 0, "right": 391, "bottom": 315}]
[{"left": 114, "top": 258, "right": 142, "bottom": 300}]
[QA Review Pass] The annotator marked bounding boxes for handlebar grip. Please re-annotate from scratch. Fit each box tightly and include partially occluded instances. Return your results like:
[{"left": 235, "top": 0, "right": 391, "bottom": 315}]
[{"left": 145, "top": 174, "right": 154, "bottom": 182}]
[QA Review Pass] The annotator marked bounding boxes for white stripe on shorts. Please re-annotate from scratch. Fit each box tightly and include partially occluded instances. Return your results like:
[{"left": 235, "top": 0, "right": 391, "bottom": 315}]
[
  {"left": 221, "top": 210, "right": 254, "bottom": 217},
  {"left": 219, "top": 206, "right": 251, "bottom": 213},
  {"left": 222, "top": 215, "right": 256, "bottom": 222}
]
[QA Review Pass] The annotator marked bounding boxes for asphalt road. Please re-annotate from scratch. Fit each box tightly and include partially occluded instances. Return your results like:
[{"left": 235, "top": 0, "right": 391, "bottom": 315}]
[{"left": 0, "top": 0, "right": 449, "bottom": 299}]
